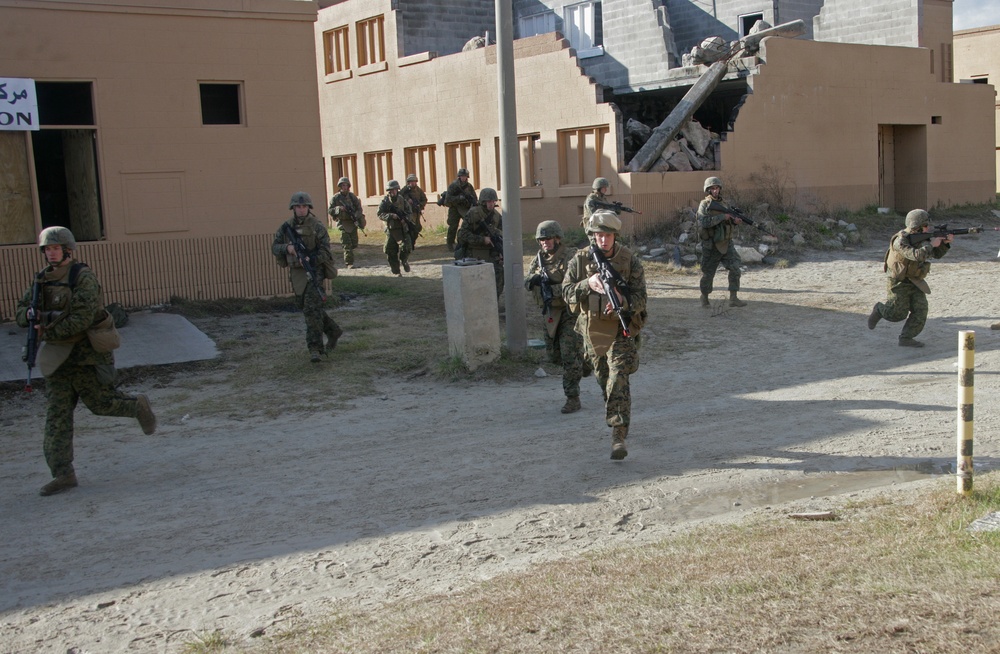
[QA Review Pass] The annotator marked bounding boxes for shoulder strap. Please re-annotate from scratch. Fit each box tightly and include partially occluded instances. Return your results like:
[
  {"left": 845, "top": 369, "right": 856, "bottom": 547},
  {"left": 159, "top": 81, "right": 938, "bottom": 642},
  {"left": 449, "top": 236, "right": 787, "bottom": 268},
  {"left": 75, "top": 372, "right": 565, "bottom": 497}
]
[{"left": 68, "top": 262, "right": 90, "bottom": 288}]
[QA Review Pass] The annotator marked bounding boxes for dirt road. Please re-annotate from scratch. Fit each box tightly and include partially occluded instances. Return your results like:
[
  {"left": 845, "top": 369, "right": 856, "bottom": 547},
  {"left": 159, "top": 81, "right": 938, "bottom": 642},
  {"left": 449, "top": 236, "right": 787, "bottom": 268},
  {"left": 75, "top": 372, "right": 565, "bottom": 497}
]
[{"left": 2, "top": 231, "right": 999, "bottom": 652}]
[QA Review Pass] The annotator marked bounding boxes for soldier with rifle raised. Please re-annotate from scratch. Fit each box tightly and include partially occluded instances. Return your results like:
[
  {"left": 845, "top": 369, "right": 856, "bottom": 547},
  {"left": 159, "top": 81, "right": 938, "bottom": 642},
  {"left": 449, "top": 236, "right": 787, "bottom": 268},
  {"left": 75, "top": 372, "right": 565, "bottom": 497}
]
[
  {"left": 867, "top": 209, "right": 952, "bottom": 348},
  {"left": 443, "top": 167, "right": 476, "bottom": 251},
  {"left": 273, "top": 191, "right": 342, "bottom": 362},
  {"left": 377, "top": 180, "right": 414, "bottom": 277},
  {"left": 697, "top": 176, "right": 749, "bottom": 308},
  {"left": 525, "top": 220, "right": 588, "bottom": 414}
]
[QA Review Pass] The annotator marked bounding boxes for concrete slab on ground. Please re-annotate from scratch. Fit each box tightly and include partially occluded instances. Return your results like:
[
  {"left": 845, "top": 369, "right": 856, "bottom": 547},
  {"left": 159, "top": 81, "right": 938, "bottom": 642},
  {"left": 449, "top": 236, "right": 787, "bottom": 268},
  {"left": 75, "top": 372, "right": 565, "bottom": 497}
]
[{"left": 0, "top": 312, "right": 219, "bottom": 384}]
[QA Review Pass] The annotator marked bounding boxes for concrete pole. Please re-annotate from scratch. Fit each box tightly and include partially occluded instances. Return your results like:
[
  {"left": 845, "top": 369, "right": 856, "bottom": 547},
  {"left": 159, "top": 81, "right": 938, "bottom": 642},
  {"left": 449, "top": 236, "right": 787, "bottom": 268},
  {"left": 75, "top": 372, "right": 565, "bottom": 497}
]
[
  {"left": 495, "top": 0, "right": 526, "bottom": 354},
  {"left": 957, "top": 330, "right": 975, "bottom": 495}
]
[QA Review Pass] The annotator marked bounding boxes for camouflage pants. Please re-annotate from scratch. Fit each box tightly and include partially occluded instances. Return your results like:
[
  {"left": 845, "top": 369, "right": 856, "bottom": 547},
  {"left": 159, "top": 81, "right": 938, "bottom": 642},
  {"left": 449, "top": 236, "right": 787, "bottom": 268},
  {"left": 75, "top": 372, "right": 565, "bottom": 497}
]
[
  {"left": 546, "top": 309, "right": 587, "bottom": 398},
  {"left": 44, "top": 363, "right": 138, "bottom": 477},
  {"left": 298, "top": 284, "right": 341, "bottom": 355},
  {"left": 446, "top": 209, "right": 462, "bottom": 246},
  {"left": 340, "top": 229, "right": 359, "bottom": 265},
  {"left": 700, "top": 243, "right": 742, "bottom": 295},
  {"left": 876, "top": 279, "right": 928, "bottom": 339},
  {"left": 585, "top": 333, "right": 639, "bottom": 430},
  {"left": 384, "top": 233, "right": 413, "bottom": 275}
]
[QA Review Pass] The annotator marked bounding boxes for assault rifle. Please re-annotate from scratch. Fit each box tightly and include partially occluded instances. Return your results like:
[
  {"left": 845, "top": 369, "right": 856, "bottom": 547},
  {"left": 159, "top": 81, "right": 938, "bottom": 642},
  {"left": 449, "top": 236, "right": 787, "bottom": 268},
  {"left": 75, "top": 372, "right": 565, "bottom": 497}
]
[
  {"left": 588, "top": 244, "right": 632, "bottom": 337},
  {"left": 386, "top": 203, "right": 415, "bottom": 228},
  {"left": 282, "top": 223, "right": 326, "bottom": 302},
  {"left": 533, "top": 251, "right": 555, "bottom": 316},
  {"left": 907, "top": 223, "right": 984, "bottom": 246},
  {"left": 592, "top": 199, "right": 642, "bottom": 215},
  {"left": 22, "top": 271, "right": 43, "bottom": 392},
  {"left": 485, "top": 222, "right": 504, "bottom": 258},
  {"left": 706, "top": 200, "right": 776, "bottom": 237}
]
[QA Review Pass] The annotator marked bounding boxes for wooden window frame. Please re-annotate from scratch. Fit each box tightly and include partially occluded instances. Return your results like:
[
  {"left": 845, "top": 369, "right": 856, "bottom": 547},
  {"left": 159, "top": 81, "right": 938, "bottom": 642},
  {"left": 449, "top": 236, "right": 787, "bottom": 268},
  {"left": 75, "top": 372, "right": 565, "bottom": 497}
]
[
  {"left": 444, "top": 140, "right": 481, "bottom": 188},
  {"left": 323, "top": 25, "right": 351, "bottom": 76},
  {"left": 557, "top": 125, "right": 608, "bottom": 186},
  {"left": 363, "top": 150, "right": 393, "bottom": 198},
  {"left": 357, "top": 15, "right": 386, "bottom": 68},
  {"left": 403, "top": 145, "right": 438, "bottom": 193}
]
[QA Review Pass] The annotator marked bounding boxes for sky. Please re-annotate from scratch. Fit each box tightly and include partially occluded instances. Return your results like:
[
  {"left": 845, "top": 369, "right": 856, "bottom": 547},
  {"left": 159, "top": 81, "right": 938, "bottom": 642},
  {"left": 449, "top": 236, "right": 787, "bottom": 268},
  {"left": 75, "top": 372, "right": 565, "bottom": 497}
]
[{"left": 953, "top": 0, "right": 1000, "bottom": 30}]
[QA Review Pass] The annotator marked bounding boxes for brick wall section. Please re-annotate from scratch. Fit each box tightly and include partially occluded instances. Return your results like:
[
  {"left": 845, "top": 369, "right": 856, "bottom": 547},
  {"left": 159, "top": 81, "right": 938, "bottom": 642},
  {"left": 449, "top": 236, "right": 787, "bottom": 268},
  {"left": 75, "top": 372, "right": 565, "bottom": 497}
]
[
  {"left": 396, "top": 0, "right": 495, "bottom": 57},
  {"left": 813, "top": 0, "right": 919, "bottom": 47}
]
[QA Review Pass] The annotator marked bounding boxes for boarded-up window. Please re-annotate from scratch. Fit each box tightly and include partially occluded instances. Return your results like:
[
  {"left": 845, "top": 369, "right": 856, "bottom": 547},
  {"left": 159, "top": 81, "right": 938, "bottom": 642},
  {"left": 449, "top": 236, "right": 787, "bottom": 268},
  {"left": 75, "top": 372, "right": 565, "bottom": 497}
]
[
  {"left": 404, "top": 145, "right": 438, "bottom": 193},
  {"left": 494, "top": 133, "right": 540, "bottom": 191},
  {"left": 364, "top": 150, "right": 393, "bottom": 197},
  {"left": 330, "top": 154, "right": 359, "bottom": 190},
  {"left": 444, "top": 140, "right": 481, "bottom": 188},
  {"left": 323, "top": 26, "right": 351, "bottom": 75},
  {"left": 357, "top": 15, "right": 386, "bottom": 67},
  {"left": 557, "top": 125, "right": 608, "bottom": 186}
]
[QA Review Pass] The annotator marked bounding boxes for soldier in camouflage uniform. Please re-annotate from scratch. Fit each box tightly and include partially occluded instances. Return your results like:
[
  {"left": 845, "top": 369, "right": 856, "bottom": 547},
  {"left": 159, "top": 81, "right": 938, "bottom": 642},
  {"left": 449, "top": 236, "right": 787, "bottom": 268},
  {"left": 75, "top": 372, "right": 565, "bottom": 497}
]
[
  {"left": 400, "top": 173, "right": 427, "bottom": 248},
  {"left": 582, "top": 176, "right": 618, "bottom": 231},
  {"left": 377, "top": 180, "right": 414, "bottom": 276},
  {"left": 562, "top": 211, "right": 647, "bottom": 460},
  {"left": 867, "top": 209, "right": 952, "bottom": 347},
  {"left": 697, "top": 176, "right": 747, "bottom": 307},
  {"left": 273, "top": 192, "right": 343, "bottom": 362},
  {"left": 16, "top": 227, "right": 157, "bottom": 497},
  {"left": 525, "top": 220, "right": 588, "bottom": 414},
  {"left": 443, "top": 167, "right": 476, "bottom": 250},
  {"left": 457, "top": 187, "right": 504, "bottom": 298},
  {"left": 328, "top": 177, "right": 366, "bottom": 268}
]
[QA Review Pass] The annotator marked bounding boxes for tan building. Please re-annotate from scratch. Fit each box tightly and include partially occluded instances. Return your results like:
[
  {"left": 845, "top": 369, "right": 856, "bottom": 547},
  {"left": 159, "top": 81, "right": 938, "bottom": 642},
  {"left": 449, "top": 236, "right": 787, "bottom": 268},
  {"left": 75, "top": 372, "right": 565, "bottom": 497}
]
[
  {"left": 954, "top": 24, "right": 1000, "bottom": 193},
  {"left": 1, "top": 0, "right": 324, "bottom": 319},
  {"left": 316, "top": 0, "right": 995, "bottom": 239}
]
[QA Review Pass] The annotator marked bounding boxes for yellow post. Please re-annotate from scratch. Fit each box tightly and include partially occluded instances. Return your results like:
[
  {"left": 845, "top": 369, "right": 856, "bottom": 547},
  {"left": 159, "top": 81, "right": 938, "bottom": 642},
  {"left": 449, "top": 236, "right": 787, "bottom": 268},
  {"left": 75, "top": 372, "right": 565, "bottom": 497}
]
[{"left": 957, "top": 330, "right": 975, "bottom": 495}]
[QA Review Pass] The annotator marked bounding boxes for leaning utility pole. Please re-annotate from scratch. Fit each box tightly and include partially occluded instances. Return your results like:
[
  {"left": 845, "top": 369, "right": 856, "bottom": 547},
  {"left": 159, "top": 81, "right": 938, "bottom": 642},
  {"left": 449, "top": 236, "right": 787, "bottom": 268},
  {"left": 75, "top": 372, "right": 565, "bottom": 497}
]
[{"left": 626, "top": 20, "right": 807, "bottom": 173}]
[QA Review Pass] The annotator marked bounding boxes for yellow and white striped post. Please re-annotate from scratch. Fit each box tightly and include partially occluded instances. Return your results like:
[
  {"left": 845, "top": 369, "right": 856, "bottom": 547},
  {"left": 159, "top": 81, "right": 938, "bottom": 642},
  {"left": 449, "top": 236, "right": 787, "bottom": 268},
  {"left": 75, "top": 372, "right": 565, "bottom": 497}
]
[{"left": 957, "top": 330, "right": 975, "bottom": 495}]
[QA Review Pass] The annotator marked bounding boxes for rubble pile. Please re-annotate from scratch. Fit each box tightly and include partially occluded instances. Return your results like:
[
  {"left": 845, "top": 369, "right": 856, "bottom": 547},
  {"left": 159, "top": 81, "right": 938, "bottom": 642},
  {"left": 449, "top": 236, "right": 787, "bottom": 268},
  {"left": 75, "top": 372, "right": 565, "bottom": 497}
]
[{"left": 625, "top": 117, "right": 720, "bottom": 172}]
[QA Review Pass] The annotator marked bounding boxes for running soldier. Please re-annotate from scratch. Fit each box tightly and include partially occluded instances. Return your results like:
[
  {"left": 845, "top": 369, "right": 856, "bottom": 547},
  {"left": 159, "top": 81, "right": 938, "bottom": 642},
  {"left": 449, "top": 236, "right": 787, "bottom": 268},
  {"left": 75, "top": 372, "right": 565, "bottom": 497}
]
[
  {"left": 400, "top": 173, "right": 427, "bottom": 247},
  {"left": 377, "top": 180, "right": 414, "bottom": 276},
  {"left": 328, "top": 177, "right": 366, "bottom": 268}
]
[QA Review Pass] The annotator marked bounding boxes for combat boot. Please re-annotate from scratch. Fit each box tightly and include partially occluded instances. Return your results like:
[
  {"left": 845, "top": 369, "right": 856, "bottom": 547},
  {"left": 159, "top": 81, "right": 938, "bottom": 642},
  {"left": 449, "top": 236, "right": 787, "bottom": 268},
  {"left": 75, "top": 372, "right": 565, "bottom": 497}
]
[
  {"left": 403, "top": 261, "right": 411, "bottom": 273},
  {"left": 898, "top": 337, "right": 924, "bottom": 348},
  {"left": 310, "top": 350, "right": 323, "bottom": 362},
  {"left": 700, "top": 294, "right": 711, "bottom": 308},
  {"left": 325, "top": 325, "right": 343, "bottom": 351},
  {"left": 610, "top": 426, "right": 628, "bottom": 460},
  {"left": 728, "top": 291, "right": 747, "bottom": 307},
  {"left": 867, "top": 304, "right": 882, "bottom": 330},
  {"left": 561, "top": 396, "right": 581, "bottom": 414},
  {"left": 40, "top": 471, "right": 78, "bottom": 496},
  {"left": 136, "top": 394, "right": 157, "bottom": 435}
]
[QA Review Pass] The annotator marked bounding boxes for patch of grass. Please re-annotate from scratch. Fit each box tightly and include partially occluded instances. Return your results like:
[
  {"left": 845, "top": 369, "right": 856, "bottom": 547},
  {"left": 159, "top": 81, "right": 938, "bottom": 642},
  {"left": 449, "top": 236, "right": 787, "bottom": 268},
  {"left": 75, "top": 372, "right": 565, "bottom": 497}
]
[
  {"left": 244, "top": 473, "right": 1000, "bottom": 653},
  {"left": 181, "top": 630, "right": 231, "bottom": 653}
]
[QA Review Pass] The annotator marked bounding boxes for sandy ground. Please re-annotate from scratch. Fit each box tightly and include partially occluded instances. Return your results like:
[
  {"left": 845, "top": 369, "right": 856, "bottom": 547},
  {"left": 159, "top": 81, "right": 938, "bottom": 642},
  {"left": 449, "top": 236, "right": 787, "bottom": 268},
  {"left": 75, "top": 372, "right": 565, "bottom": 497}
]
[{"left": 2, "top": 231, "right": 1000, "bottom": 653}]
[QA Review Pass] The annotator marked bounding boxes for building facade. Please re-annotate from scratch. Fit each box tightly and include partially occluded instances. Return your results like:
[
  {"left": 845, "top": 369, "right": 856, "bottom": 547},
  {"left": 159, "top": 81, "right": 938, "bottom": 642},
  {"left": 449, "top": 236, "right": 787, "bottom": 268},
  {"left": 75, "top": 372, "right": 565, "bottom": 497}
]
[
  {"left": 954, "top": 24, "right": 1000, "bottom": 193},
  {"left": 1, "top": 0, "right": 324, "bottom": 319},
  {"left": 315, "top": 0, "right": 994, "bottom": 240}
]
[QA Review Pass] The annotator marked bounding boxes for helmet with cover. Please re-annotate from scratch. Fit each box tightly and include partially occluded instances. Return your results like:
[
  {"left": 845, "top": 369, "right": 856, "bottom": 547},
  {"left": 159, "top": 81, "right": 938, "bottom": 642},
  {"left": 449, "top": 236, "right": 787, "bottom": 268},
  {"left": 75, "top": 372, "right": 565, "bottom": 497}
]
[
  {"left": 586, "top": 210, "right": 622, "bottom": 234},
  {"left": 479, "top": 187, "right": 498, "bottom": 203},
  {"left": 457, "top": 167, "right": 470, "bottom": 177},
  {"left": 905, "top": 209, "right": 930, "bottom": 230},
  {"left": 387, "top": 180, "right": 401, "bottom": 191},
  {"left": 704, "top": 176, "right": 723, "bottom": 192},
  {"left": 406, "top": 173, "right": 417, "bottom": 182},
  {"left": 592, "top": 177, "right": 610, "bottom": 191},
  {"left": 289, "top": 191, "right": 313, "bottom": 209},
  {"left": 38, "top": 226, "right": 77, "bottom": 250},
  {"left": 535, "top": 220, "right": 564, "bottom": 240},
  {"left": 337, "top": 177, "right": 351, "bottom": 188}
]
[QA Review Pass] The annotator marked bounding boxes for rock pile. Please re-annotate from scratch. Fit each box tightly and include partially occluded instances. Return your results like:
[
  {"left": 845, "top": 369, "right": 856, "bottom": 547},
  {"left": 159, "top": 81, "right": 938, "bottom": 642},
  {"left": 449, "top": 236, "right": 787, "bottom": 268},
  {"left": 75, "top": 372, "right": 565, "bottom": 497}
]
[{"left": 625, "top": 117, "right": 720, "bottom": 172}]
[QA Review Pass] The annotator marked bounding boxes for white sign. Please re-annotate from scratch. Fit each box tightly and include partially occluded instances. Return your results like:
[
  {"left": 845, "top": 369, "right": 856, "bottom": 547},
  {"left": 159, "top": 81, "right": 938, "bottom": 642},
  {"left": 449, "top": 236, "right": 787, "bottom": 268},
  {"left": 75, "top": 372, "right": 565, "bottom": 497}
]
[{"left": 0, "top": 78, "right": 40, "bottom": 131}]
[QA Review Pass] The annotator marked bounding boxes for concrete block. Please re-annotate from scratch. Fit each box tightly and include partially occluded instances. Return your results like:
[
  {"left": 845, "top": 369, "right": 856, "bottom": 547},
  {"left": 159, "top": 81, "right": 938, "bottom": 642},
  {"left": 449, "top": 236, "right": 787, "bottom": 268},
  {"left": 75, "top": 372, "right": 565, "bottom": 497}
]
[{"left": 442, "top": 262, "right": 501, "bottom": 370}]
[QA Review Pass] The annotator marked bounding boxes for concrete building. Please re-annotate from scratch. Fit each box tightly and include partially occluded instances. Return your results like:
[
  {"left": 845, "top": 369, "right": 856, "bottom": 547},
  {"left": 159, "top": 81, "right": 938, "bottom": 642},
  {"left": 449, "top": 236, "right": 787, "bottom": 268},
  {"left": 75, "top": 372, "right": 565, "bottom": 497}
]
[
  {"left": 315, "top": 0, "right": 994, "bottom": 239},
  {"left": 1, "top": 0, "right": 324, "bottom": 319},
  {"left": 954, "top": 24, "right": 1000, "bottom": 193}
]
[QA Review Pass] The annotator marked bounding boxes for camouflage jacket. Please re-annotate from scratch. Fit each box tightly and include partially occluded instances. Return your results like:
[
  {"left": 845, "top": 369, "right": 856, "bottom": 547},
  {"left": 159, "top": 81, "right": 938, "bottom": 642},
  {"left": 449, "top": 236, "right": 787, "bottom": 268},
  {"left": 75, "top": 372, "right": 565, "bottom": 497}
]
[
  {"left": 884, "top": 228, "right": 950, "bottom": 283},
  {"left": 457, "top": 204, "right": 502, "bottom": 260},
  {"left": 16, "top": 261, "right": 112, "bottom": 367},
  {"left": 525, "top": 242, "right": 573, "bottom": 310},
  {"left": 444, "top": 179, "right": 476, "bottom": 216},
  {"left": 400, "top": 185, "right": 427, "bottom": 215},
  {"left": 562, "top": 242, "right": 647, "bottom": 341},
  {"left": 328, "top": 191, "right": 365, "bottom": 230},
  {"left": 377, "top": 193, "right": 413, "bottom": 240}
]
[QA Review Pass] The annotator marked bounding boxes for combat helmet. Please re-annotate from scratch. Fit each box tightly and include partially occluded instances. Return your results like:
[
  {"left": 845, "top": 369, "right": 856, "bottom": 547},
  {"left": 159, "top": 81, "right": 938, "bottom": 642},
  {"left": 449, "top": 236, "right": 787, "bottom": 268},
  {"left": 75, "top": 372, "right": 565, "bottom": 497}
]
[
  {"left": 38, "top": 226, "right": 76, "bottom": 250},
  {"left": 704, "top": 176, "right": 723, "bottom": 192},
  {"left": 592, "top": 177, "right": 610, "bottom": 191},
  {"left": 406, "top": 173, "right": 418, "bottom": 182},
  {"left": 457, "top": 167, "right": 470, "bottom": 177},
  {"left": 587, "top": 210, "right": 622, "bottom": 234},
  {"left": 479, "top": 187, "right": 498, "bottom": 203},
  {"left": 289, "top": 191, "right": 313, "bottom": 209},
  {"left": 337, "top": 177, "right": 351, "bottom": 188},
  {"left": 535, "top": 220, "right": 564, "bottom": 240},
  {"left": 905, "top": 209, "right": 930, "bottom": 230},
  {"left": 387, "top": 180, "right": 401, "bottom": 191}
]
